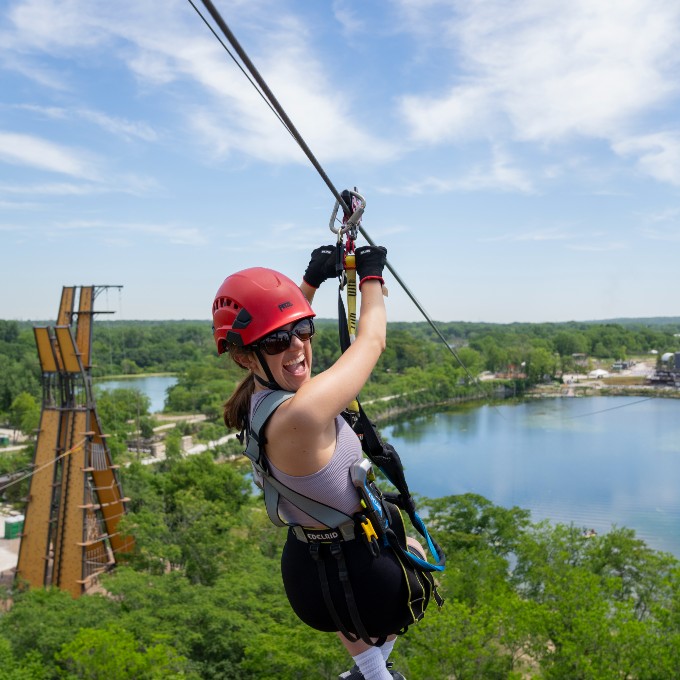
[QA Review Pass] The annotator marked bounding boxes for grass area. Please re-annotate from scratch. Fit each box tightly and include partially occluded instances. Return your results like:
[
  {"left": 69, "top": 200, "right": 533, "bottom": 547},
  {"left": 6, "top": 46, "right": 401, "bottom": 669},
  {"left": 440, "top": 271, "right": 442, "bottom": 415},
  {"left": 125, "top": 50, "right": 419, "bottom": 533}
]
[{"left": 602, "top": 376, "right": 647, "bottom": 386}]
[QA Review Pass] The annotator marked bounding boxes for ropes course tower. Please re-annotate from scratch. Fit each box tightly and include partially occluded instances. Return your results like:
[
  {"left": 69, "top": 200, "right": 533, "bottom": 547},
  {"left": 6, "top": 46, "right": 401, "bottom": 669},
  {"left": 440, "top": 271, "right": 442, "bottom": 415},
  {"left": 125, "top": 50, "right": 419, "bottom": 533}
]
[{"left": 16, "top": 286, "right": 134, "bottom": 597}]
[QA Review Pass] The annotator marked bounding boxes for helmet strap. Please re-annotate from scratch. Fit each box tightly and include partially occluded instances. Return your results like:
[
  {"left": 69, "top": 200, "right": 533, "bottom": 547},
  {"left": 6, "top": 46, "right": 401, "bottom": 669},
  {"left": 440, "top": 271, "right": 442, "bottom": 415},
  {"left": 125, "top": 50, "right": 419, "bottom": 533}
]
[{"left": 253, "top": 348, "right": 281, "bottom": 391}]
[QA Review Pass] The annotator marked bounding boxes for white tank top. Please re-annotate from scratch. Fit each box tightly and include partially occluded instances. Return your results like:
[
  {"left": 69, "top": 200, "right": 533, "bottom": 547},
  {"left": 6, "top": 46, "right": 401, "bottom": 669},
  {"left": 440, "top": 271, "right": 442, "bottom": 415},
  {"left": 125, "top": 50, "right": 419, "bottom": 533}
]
[{"left": 250, "top": 390, "right": 363, "bottom": 527}]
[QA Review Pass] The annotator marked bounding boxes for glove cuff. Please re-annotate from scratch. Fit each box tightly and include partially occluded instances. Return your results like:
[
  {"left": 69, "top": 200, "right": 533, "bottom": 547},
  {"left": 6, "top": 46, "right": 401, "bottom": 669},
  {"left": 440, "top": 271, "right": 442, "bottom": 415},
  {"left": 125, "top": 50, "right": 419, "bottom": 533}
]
[
  {"left": 359, "top": 275, "right": 385, "bottom": 290},
  {"left": 302, "top": 276, "right": 321, "bottom": 290}
]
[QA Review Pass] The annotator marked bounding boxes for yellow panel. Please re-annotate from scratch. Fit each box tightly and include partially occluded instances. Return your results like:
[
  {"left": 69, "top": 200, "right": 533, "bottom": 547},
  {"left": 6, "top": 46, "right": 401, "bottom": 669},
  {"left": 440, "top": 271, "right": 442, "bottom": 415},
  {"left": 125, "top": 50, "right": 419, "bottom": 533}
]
[
  {"left": 16, "top": 409, "right": 61, "bottom": 589},
  {"left": 54, "top": 327, "right": 82, "bottom": 374},
  {"left": 89, "top": 412, "right": 134, "bottom": 555},
  {"left": 75, "top": 286, "right": 93, "bottom": 369},
  {"left": 55, "top": 410, "right": 88, "bottom": 597},
  {"left": 57, "top": 287, "right": 75, "bottom": 326},
  {"left": 33, "top": 327, "right": 58, "bottom": 373}
]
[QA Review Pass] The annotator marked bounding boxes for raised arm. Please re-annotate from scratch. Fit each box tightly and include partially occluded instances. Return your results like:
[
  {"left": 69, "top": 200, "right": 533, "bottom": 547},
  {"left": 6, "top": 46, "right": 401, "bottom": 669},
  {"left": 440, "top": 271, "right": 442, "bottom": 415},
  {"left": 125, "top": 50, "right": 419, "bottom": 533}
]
[
  {"left": 288, "top": 246, "right": 387, "bottom": 424},
  {"left": 263, "top": 245, "right": 387, "bottom": 475}
]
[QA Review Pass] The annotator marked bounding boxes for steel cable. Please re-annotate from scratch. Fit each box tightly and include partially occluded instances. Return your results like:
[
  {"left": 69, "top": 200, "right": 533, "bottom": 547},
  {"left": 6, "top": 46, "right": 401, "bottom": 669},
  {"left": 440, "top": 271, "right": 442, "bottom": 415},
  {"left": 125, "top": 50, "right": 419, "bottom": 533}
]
[{"left": 190, "top": 0, "right": 498, "bottom": 401}]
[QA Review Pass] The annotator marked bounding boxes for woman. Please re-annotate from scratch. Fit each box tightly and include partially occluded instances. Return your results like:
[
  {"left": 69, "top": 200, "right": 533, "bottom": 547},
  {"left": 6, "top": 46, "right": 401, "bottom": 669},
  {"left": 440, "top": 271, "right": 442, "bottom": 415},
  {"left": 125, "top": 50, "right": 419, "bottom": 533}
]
[{"left": 212, "top": 245, "right": 431, "bottom": 680}]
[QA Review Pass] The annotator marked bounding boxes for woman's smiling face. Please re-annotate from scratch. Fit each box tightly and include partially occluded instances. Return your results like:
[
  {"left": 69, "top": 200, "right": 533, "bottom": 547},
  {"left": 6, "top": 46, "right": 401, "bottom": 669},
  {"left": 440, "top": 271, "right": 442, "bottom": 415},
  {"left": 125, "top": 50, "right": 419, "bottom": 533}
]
[{"left": 250, "top": 319, "right": 314, "bottom": 391}]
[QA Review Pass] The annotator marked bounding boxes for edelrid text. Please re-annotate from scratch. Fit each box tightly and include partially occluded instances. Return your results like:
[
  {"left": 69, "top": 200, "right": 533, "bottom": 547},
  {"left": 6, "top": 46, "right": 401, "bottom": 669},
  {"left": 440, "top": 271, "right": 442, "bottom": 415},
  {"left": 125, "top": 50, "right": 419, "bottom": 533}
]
[{"left": 307, "top": 531, "right": 339, "bottom": 541}]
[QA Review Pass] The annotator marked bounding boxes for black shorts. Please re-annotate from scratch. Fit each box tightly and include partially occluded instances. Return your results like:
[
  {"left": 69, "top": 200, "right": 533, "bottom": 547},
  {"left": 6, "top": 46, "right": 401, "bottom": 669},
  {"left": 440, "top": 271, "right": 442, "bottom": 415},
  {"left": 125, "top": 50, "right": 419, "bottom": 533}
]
[{"left": 281, "top": 530, "right": 414, "bottom": 638}]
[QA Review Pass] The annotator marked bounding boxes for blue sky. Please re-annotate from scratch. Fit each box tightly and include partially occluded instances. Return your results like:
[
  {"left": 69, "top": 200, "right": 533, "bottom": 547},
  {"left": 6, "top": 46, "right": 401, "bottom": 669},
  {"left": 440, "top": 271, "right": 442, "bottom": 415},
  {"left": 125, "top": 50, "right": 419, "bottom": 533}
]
[{"left": 2, "top": 0, "right": 680, "bottom": 323}]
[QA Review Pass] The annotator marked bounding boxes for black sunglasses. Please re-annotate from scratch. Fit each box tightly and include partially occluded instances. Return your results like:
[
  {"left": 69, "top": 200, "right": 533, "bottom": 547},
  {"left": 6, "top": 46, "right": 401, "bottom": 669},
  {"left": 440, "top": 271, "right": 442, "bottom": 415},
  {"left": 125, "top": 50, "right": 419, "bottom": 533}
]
[{"left": 256, "top": 317, "right": 315, "bottom": 356}]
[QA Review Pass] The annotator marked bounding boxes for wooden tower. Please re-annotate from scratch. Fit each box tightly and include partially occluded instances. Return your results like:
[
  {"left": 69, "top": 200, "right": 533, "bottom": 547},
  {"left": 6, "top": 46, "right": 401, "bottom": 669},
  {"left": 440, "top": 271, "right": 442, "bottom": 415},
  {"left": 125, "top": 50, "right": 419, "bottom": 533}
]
[{"left": 16, "top": 286, "right": 134, "bottom": 597}]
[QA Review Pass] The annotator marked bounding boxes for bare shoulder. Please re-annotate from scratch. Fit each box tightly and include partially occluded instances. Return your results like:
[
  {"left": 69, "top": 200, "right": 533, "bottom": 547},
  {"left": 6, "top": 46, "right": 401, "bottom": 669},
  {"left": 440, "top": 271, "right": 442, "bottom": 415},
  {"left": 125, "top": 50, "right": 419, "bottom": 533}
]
[{"left": 264, "top": 395, "right": 336, "bottom": 476}]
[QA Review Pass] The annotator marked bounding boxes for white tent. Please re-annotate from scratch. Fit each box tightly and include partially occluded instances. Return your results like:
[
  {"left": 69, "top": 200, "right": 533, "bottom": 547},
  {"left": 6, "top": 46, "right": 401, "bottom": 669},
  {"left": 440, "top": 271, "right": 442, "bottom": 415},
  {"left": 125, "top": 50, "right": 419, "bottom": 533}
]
[{"left": 588, "top": 369, "right": 610, "bottom": 378}]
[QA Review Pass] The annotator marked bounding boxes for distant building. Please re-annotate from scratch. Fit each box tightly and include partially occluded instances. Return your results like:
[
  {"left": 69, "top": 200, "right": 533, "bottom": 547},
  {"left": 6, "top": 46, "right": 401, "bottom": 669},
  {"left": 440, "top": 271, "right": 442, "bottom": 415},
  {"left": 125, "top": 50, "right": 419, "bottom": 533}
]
[{"left": 647, "top": 352, "right": 680, "bottom": 387}]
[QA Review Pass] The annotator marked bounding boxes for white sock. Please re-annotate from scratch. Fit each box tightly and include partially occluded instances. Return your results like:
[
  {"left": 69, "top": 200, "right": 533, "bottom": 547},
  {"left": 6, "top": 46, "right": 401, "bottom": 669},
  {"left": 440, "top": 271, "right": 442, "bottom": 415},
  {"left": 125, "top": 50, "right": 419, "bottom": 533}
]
[
  {"left": 353, "top": 646, "right": 392, "bottom": 680},
  {"left": 379, "top": 638, "right": 396, "bottom": 663}
]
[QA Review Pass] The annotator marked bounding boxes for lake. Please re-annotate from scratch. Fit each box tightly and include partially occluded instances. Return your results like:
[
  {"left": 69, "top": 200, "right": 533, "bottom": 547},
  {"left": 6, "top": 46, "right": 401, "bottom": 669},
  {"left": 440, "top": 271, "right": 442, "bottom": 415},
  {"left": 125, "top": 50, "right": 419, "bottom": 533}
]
[
  {"left": 94, "top": 375, "right": 178, "bottom": 413},
  {"left": 90, "top": 379, "right": 680, "bottom": 558},
  {"left": 382, "top": 396, "right": 680, "bottom": 558}
]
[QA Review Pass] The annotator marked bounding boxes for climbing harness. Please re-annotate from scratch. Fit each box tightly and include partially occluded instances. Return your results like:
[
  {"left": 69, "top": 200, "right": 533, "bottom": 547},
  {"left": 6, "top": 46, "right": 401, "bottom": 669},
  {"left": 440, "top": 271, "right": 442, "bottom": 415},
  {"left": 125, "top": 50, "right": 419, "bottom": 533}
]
[{"left": 244, "top": 389, "right": 442, "bottom": 647}]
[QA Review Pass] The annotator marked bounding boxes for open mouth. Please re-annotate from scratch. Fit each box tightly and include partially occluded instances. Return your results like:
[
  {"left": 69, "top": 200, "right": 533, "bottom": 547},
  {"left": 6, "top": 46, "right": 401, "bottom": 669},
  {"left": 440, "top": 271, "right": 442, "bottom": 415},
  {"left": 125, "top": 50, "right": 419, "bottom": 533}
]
[{"left": 282, "top": 354, "right": 306, "bottom": 375}]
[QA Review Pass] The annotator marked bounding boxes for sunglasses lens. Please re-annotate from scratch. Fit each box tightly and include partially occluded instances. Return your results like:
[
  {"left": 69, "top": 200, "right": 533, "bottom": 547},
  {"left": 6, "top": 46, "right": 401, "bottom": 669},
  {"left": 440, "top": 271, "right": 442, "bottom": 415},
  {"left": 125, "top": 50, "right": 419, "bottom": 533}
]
[
  {"left": 259, "top": 318, "right": 315, "bottom": 355},
  {"left": 261, "top": 332, "right": 289, "bottom": 355},
  {"left": 294, "top": 318, "right": 314, "bottom": 341}
]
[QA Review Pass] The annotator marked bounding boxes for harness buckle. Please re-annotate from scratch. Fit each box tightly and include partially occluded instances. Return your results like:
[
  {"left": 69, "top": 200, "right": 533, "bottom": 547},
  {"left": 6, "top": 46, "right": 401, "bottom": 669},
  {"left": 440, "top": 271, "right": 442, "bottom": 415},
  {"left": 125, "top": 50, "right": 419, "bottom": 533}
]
[
  {"left": 358, "top": 515, "right": 380, "bottom": 558},
  {"left": 351, "top": 459, "right": 387, "bottom": 533}
]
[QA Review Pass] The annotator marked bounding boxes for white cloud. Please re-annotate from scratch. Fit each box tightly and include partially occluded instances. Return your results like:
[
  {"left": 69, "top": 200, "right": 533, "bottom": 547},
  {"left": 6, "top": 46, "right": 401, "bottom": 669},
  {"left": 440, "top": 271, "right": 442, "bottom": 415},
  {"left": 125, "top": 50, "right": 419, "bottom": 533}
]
[
  {"left": 0, "top": 54, "right": 70, "bottom": 90},
  {"left": 642, "top": 227, "right": 680, "bottom": 242},
  {"left": 0, "top": 131, "right": 98, "bottom": 178},
  {"left": 382, "top": 146, "right": 533, "bottom": 195},
  {"left": 566, "top": 241, "right": 627, "bottom": 252},
  {"left": 480, "top": 228, "right": 572, "bottom": 243},
  {"left": 397, "top": 0, "right": 680, "bottom": 150},
  {"left": 2, "top": 0, "right": 395, "bottom": 165},
  {"left": 613, "top": 132, "right": 680, "bottom": 186},
  {"left": 332, "top": 0, "right": 367, "bottom": 37},
  {"left": 401, "top": 85, "right": 496, "bottom": 144},
  {"left": 52, "top": 218, "right": 207, "bottom": 246},
  {"left": 15, "top": 104, "right": 158, "bottom": 141}
]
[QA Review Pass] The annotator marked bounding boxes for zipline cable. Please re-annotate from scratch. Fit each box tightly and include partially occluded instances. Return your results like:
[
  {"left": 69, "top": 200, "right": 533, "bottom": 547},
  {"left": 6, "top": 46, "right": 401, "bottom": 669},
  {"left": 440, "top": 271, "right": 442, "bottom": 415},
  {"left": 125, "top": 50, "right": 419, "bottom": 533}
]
[
  {"left": 196, "top": 0, "right": 349, "bottom": 213},
  {"left": 0, "top": 439, "right": 86, "bottom": 493},
  {"left": 568, "top": 396, "right": 656, "bottom": 419},
  {"left": 186, "top": 0, "right": 294, "bottom": 139},
  {"left": 191, "top": 0, "right": 491, "bottom": 395}
]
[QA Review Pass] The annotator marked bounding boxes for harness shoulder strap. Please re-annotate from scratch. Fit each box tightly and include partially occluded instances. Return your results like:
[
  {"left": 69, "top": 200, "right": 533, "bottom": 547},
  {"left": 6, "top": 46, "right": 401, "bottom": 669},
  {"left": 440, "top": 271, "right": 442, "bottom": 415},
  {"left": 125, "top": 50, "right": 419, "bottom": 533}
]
[
  {"left": 245, "top": 390, "right": 354, "bottom": 529},
  {"left": 244, "top": 390, "right": 294, "bottom": 466}
]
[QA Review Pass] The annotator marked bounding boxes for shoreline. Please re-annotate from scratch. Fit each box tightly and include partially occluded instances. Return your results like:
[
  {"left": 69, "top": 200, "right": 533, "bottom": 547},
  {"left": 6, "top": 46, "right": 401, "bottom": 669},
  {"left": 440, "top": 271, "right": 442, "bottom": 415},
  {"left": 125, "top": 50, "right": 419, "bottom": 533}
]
[{"left": 366, "top": 383, "right": 680, "bottom": 425}]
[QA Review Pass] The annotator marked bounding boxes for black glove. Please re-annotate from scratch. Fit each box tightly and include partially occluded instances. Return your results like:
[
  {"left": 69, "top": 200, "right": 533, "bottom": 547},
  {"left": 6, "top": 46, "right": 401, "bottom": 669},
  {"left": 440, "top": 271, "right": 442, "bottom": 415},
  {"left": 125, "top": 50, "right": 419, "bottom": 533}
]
[
  {"left": 355, "top": 245, "right": 387, "bottom": 287},
  {"left": 303, "top": 244, "right": 337, "bottom": 288}
]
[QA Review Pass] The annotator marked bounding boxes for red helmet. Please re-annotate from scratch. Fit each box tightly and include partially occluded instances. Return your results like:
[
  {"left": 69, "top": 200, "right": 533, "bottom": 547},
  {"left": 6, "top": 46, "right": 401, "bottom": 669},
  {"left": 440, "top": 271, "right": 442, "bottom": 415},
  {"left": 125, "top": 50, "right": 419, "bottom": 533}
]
[{"left": 212, "top": 267, "right": 315, "bottom": 354}]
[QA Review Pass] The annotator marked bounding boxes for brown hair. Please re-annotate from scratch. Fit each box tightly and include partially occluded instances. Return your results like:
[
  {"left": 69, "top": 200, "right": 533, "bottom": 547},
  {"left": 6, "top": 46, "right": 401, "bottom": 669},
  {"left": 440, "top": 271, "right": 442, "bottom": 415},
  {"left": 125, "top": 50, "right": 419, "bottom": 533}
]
[{"left": 223, "top": 347, "right": 256, "bottom": 431}]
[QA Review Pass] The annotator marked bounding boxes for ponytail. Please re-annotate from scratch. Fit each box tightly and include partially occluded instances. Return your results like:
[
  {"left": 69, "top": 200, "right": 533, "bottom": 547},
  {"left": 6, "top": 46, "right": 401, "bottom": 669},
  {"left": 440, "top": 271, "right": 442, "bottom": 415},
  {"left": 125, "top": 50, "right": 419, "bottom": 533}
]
[{"left": 223, "top": 348, "right": 256, "bottom": 431}]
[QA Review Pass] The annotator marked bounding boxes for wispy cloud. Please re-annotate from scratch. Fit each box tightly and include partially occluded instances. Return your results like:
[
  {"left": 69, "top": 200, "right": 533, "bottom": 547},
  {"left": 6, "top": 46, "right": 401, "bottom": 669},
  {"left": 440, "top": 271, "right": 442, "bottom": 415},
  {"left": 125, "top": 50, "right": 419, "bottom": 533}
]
[
  {"left": 14, "top": 104, "right": 159, "bottom": 142},
  {"left": 0, "top": 54, "right": 70, "bottom": 90},
  {"left": 52, "top": 218, "right": 207, "bottom": 246},
  {"left": 480, "top": 227, "right": 572, "bottom": 243},
  {"left": 0, "top": 130, "right": 99, "bottom": 178},
  {"left": 0, "top": 181, "right": 105, "bottom": 196},
  {"left": 479, "top": 227, "right": 628, "bottom": 253},
  {"left": 3, "top": 0, "right": 395, "bottom": 165},
  {"left": 332, "top": 0, "right": 367, "bottom": 37},
  {"left": 382, "top": 147, "right": 534, "bottom": 195},
  {"left": 566, "top": 241, "right": 627, "bottom": 252},
  {"left": 642, "top": 227, "right": 680, "bottom": 242},
  {"left": 613, "top": 132, "right": 680, "bottom": 186},
  {"left": 395, "top": 0, "right": 680, "bottom": 182}
]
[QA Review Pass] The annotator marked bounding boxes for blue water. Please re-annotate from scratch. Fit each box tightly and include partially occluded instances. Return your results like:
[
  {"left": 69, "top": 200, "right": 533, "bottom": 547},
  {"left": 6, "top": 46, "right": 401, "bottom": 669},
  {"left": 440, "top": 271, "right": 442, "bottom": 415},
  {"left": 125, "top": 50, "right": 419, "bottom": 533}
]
[
  {"left": 94, "top": 375, "right": 178, "bottom": 413},
  {"left": 381, "top": 397, "right": 680, "bottom": 557}
]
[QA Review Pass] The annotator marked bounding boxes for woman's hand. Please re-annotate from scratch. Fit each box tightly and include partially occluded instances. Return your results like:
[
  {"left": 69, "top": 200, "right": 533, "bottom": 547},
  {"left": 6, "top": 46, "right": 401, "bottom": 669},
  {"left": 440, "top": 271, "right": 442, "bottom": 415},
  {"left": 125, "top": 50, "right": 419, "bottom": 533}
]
[
  {"left": 303, "top": 244, "right": 338, "bottom": 289},
  {"left": 355, "top": 245, "right": 387, "bottom": 289}
]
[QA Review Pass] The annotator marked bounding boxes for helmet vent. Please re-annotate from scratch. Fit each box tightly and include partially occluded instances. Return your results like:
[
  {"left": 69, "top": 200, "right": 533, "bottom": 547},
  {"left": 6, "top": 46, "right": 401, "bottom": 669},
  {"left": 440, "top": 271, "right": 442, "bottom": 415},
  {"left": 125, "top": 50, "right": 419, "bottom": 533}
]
[{"left": 213, "top": 297, "right": 239, "bottom": 312}]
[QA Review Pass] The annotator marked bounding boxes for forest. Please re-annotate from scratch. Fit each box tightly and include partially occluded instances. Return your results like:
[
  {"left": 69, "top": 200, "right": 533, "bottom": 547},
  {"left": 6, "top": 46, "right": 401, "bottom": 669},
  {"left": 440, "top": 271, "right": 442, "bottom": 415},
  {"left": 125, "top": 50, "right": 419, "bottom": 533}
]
[{"left": 2, "top": 317, "right": 680, "bottom": 678}]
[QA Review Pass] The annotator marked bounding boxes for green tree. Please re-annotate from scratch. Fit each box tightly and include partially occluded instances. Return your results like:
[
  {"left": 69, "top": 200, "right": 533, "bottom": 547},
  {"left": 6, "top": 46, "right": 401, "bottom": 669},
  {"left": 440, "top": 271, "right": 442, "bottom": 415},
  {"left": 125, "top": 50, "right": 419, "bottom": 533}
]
[
  {"left": 55, "top": 625, "right": 196, "bottom": 680},
  {"left": 0, "top": 638, "right": 48, "bottom": 680},
  {"left": 9, "top": 392, "right": 40, "bottom": 439}
]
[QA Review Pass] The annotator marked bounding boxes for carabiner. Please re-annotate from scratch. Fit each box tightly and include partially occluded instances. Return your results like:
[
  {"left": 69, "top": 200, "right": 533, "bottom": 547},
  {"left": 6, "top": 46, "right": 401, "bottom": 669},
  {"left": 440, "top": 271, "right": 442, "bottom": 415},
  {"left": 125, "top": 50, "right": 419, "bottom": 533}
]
[{"left": 329, "top": 189, "right": 366, "bottom": 237}]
